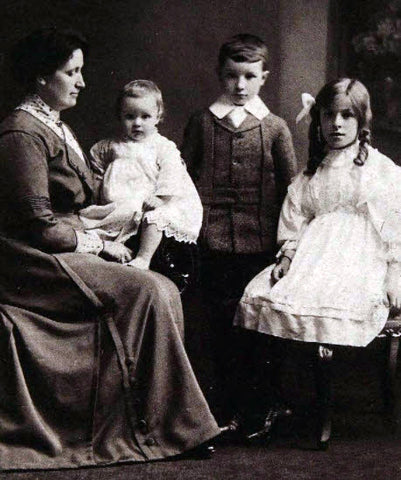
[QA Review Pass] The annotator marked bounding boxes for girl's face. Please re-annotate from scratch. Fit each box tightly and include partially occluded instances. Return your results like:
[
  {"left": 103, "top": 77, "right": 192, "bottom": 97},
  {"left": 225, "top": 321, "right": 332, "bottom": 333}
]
[
  {"left": 120, "top": 95, "right": 160, "bottom": 142},
  {"left": 320, "top": 94, "right": 359, "bottom": 149},
  {"left": 37, "top": 48, "right": 85, "bottom": 112}
]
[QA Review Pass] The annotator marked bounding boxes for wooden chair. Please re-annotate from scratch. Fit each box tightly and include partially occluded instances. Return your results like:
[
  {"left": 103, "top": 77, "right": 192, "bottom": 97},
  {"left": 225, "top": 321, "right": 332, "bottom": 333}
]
[{"left": 315, "top": 313, "right": 401, "bottom": 449}]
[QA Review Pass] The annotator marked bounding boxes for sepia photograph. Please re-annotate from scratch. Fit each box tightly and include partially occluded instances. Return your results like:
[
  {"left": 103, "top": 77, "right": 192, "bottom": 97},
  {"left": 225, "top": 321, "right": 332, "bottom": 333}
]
[{"left": 0, "top": 1, "right": 400, "bottom": 479}]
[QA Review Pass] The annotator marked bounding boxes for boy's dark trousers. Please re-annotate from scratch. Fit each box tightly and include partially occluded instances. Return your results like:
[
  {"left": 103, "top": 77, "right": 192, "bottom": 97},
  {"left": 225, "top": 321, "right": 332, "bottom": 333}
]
[{"left": 198, "top": 249, "right": 278, "bottom": 423}]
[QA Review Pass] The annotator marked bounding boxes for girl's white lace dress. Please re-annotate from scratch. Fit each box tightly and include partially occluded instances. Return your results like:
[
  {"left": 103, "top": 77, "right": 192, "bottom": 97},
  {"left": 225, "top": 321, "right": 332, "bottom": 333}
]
[
  {"left": 234, "top": 144, "right": 401, "bottom": 346},
  {"left": 79, "top": 132, "right": 203, "bottom": 243}
]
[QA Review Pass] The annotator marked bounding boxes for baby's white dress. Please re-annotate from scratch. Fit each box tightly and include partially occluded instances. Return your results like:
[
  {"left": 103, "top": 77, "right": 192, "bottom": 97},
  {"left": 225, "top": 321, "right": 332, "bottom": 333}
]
[
  {"left": 234, "top": 144, "right": 401, "bottom": 347},
  {"left": 80, "top": 132, "right": 203, "bottom": 244}
]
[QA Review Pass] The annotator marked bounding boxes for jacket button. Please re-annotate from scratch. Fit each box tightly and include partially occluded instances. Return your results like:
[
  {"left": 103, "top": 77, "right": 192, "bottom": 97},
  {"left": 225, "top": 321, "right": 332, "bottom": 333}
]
[{"left": 145, "top": 437, "right": 156, "bottom": 446}]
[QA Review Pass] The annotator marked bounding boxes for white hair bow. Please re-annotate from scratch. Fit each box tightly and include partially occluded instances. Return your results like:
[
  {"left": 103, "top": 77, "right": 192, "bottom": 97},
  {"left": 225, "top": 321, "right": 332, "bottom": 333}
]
[{"left": 295, "top": 93, "right": 316, "bottom": 124}]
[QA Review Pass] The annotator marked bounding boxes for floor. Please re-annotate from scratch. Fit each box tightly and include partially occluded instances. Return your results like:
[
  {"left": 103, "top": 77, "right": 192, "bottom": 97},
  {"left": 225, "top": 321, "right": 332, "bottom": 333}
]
[{"left": 1, "top": 341, "right": 400, "bottom": 480}]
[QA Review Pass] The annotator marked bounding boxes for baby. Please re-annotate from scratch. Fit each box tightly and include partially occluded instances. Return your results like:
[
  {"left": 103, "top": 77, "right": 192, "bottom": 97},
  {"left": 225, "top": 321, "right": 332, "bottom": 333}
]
[{"left": 80, "top": 80, "right": 203, "bottom": 269}]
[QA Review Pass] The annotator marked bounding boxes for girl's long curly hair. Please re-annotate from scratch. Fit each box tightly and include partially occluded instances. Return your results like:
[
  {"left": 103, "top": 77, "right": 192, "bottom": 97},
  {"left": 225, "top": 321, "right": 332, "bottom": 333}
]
[{"left": 306, "top": 78, "right": 372, "bottom": 175}]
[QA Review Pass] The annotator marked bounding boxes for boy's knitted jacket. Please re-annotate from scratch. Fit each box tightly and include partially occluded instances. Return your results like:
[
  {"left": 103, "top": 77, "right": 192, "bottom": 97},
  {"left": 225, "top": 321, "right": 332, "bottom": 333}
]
[{"left": 182, "top": 109, "right": 297, "bottom": 254}]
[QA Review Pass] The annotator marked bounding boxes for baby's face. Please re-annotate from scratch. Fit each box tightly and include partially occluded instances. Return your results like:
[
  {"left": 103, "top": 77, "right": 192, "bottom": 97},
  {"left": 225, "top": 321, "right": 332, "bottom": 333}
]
[
  {"left": 219, "top": 58, "right": 268, "bottom": 106},
  {"left": 120, "top": 95, "right": 160, "bottom": 141}
]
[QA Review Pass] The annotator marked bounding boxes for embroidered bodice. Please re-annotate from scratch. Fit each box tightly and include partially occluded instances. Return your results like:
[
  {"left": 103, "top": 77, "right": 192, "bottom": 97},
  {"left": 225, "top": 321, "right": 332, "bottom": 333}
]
[
  {"left": 16, "top": 94, "right": 86, "bottom": 163},
  {"left": 299, "top": 144, "right": 363, "bottom": 218}
]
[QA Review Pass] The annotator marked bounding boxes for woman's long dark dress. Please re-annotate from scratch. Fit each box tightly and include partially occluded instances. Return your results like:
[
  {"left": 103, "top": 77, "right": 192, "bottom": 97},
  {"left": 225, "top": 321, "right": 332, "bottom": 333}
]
[{"left": 0, "top": 110, "right": 220, "bottom": 470}]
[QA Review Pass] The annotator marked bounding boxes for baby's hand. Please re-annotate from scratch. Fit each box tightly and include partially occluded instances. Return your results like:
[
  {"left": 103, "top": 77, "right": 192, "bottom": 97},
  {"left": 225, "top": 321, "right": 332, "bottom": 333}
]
[
  {"left": 271, "top": 257, "right": 291, "bottom": 284},
  {"left": 143, "top": 196, "right": 164, "bottom": 211},
  {"left": 101, "top": 241, "right": 133, "bottom": 263}
]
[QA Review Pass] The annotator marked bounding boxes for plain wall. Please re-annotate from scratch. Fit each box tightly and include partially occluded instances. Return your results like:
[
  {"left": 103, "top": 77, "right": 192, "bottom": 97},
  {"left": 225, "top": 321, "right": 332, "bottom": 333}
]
[
  {"left": 278, "top": 0, "right": 331, "bottom": 166},
  {"left": 0, "top": 0, "right": 330, "bottom": 164}
]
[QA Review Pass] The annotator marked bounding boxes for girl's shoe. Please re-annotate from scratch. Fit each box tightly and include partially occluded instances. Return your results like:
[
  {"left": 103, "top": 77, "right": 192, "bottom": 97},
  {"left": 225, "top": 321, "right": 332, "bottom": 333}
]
[
  {"left": 245, "top": 405, "right": 293, "bottom": 444},
  {"left": 219, "top": 412, "right": 244, "bottom": 443},
  {"left": 220, "top": 413, "right": 242, "bottom": 434}
]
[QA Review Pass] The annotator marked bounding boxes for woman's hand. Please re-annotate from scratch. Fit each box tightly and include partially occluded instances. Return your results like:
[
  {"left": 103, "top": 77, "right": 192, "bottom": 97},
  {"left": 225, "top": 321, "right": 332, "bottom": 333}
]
[
  {"left": 271, "top": 257, "right": 291, "bottom": 284},
  {"left": 386, "top": 263, "right": 401, "bottom": 309},
  {"left": 101, "top": 241, "right": 133, "bottom": 263}
]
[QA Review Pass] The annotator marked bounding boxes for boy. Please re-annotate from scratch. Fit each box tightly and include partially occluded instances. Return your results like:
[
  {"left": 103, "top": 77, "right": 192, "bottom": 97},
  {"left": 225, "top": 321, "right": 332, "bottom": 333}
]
[{"left": 181, "top": 33, "right": 297, "bottom": 426}]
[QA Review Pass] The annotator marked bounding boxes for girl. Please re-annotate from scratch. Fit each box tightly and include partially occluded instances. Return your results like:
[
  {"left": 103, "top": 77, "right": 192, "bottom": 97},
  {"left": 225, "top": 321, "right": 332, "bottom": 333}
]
[
  {"left": 80, "top": 80, "right": 203, "bottom": 270},
  {"left": 230, "top": 78, "right": 401, "bottom": 438}
]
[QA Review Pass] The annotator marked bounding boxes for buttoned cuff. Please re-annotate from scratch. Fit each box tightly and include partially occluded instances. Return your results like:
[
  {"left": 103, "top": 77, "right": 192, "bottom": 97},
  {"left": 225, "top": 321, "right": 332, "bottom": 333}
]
[{"left": 74, "top": 230, "right": 103, "bottom": 255}]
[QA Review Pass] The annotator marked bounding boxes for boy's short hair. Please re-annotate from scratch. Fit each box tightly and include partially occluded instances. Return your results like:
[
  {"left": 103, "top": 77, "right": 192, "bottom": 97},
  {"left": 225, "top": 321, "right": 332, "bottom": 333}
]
[
  {"left": 116, "top": 79, "right": 164, "bottom": 120},
  {"left": 218, "top": 33, "right": 268, "bottom": 70}
]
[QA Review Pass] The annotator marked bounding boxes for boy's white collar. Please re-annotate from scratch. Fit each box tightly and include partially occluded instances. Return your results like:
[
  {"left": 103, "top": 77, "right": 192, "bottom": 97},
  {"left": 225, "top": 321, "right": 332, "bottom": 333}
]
[{"left": 209, "top": 95, "right": 270, "bottom": 121}]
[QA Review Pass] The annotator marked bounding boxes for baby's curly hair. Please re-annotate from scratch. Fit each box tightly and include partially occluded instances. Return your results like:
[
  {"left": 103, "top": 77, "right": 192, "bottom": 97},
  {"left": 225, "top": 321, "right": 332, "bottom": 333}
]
[
  {"left": 116, "top": 79, "right": 164, "bottom": 121},
  {"left": 306, "top": 78, "right": 372, "bottom": 175}
]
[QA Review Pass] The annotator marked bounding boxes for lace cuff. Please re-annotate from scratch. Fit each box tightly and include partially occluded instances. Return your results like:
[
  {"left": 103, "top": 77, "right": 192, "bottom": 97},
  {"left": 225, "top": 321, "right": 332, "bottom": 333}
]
[{"left": 74, "top": 230, "right": 103, "bottom": 255}]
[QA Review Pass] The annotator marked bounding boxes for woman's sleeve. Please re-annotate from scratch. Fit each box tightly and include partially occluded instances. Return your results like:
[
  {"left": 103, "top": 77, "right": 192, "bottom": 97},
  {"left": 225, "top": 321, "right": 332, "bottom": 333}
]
[
  {"left": 277, "top": 173, "right": 311, "bottom": 252},
  {"left": 0, "top": 132, "right": 102, "bottom": 254}
]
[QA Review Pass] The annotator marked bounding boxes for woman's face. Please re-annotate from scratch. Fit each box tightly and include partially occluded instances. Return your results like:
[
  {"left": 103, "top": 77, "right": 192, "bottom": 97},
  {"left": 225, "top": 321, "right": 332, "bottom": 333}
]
[
  {"left": 319, "top": 94, "right": 359, "bottom": 149},
  {"left": 37, "top": 48, "right": 85, "bottom": 111}
]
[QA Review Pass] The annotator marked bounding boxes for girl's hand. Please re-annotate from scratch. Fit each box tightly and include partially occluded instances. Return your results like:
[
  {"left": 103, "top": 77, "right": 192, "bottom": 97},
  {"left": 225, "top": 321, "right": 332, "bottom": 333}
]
[
  {"left": 143, "top": 196, "right": 164, "bottom": 211},
  {"left": 386, "top": 263, "right": 401, "bottom": 309},
  {"left": 271, "top": 257, "right": 291, "bottom": 284},
  {"left": 101, "top": 241, "right": 133, "bottom": 263}
]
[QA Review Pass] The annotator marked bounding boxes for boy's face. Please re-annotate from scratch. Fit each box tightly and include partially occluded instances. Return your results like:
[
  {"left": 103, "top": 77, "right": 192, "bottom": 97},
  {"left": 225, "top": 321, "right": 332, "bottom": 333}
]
[
  {"left": 219, "top": 58, "right": 268, "bottom": 106},
  {"left": 120, "top": 95, "right": 160, "bottom": 142}
]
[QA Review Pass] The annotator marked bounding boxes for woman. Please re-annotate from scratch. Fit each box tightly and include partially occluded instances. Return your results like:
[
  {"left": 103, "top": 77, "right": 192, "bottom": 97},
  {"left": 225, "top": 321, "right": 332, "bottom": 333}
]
[{"left": 0, "top": 27, "right": 220, "bottom": 470}]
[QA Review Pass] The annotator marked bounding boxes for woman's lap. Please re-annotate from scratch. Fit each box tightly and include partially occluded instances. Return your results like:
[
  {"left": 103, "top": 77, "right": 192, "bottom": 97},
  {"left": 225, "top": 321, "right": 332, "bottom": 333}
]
[
  {"left": 59, "top": 253, "right": 180, "bottom": 307},
  {"left": 0, "top": 248, "right": 219, "bottom": 469}
]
